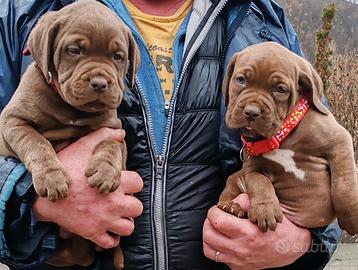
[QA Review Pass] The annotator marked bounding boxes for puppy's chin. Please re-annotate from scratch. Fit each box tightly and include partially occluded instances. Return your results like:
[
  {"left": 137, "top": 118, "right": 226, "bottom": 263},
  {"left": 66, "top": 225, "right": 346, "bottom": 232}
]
[
  {"left": 238, "top": 121, "right": 280, "bottom": 141},
  {"left": 59, "top": 87, "right": 121, "bottom": 113},
  {"left": 227, "top": 116, "right": 277, "bottom": 139},
  {"left": 239, "top": 128, "right": 263, "bottom": 141},
  {"left": 240, "top": 128, "right": 275, "bottom": 141},
  {"left": 76, "top": 100, "right": 110, "bottom": 113}
]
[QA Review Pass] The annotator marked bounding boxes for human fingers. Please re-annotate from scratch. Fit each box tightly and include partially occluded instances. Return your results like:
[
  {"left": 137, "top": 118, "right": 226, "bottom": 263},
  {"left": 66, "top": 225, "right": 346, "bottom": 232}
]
[
  {"left": 203, "top": 239, "right": 261, "bottom": 270},
  {"left": 58, "top": 128, "right": 126, "bottom": 167},
  {"left": 227, "top": 262, "right": 258, "bottom": 270},
  {"left": 232, "top": 193, "right": 250, "bottom": 212},
  {"left": 76, "top": 128, "right": 125, "bottom": 149},
  {"left": 203, "top": 242, "right": 232, "bottom": 264},
  {"left": 207, "top": 205, "right": 257, "bottom": 238},
  {"left": 92, "top": 233, "right": 121, "bottom": 249},
  {"left": 108, "top": 217, "right": 135, "bottom": 237},
  {"left": 110, "top": 194, "right": 143, "bottom": 218},
  {"left": 120, "top": 171, "right": 144, "bottom": 194},
  {"left": 203, "top": 219, "right": 245, "bottom": 256},
  {"left": 227, "top": 263, "right": 237, "bottom": 270}
]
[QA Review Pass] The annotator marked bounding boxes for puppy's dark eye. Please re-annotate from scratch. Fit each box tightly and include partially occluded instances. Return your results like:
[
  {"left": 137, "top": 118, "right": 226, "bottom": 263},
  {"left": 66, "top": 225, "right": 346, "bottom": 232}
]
[
  {"left": 273, "top": 85, "right": 288, "bottom": 94},
  {"left": 236, "top": 75, "right": 247, "bottom": 86},
  {"left": 114, "top": 52, "right": 125, "bottom": 62},
  {"left": 67, "top": 46, "right": 82, "bottom": 56}
]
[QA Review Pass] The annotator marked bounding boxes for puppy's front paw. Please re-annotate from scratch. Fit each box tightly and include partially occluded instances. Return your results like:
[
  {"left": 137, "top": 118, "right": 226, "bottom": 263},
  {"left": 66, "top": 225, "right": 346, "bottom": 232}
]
[
  {"left": 33, "top": 168, "right": 70, "bottom": 201},
  {"left": 85, "top": 157, "right": 121, "bottom": 193},
  {"left": 248, "top": 200, "right": 283, "bottom": 232},
  {"left": 217, "top": 200, "right": 246, "bottom": 218}
]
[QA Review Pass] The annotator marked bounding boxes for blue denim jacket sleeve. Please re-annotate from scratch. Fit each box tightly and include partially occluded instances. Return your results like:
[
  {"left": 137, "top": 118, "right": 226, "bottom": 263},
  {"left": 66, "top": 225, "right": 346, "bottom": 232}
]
[
  {"left": 220, "top": 1, "right": 342, "bottom": 269},
  {"left": 0, "top": 157, "right": 27, "bottom": 257},
  {"left": 0, "top": 157, "right": 58, "bottom": 268}
]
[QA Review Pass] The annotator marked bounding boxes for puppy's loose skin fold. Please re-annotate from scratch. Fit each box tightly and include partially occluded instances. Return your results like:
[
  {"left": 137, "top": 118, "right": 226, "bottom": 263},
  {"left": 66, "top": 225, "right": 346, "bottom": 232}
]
[
  {"left": 0, "top": 0, "right": 140, "bottom": 268},
  {"left": 219, "top": 42, "right": 358, "bottom": 235}
]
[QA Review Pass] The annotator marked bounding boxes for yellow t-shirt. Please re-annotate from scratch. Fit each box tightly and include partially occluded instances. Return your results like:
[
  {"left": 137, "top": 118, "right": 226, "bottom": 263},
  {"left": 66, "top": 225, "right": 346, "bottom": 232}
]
[{"left": 123, "top": 0, "right": 192, "bottom": 102}]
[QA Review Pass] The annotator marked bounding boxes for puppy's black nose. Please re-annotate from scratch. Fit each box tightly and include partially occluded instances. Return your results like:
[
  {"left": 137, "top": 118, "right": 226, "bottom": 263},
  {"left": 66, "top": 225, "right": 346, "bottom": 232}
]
[
  {"left": 243, "top": 104, "right": 262, "bottom": 120},
  {"left": 90, "top": 76, "right": 108, "bottom": 91}
]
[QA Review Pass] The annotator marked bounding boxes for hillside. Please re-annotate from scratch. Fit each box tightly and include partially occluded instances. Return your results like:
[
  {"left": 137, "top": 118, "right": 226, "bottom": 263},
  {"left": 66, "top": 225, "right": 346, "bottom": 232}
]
[{"left": 277, "top": 0, "right": 357, "bottom": 61}]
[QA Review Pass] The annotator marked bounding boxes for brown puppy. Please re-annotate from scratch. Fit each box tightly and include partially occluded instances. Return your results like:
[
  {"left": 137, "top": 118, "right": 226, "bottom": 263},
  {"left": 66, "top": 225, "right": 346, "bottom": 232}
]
[
  {"left": 218, "top": 42, "right": 358, "bottom": 235},
  {"left": 0, "top": 0, "right": 140, "bottom": 200},
  {"left": 0, "top": 0, "right": 140, "bottom": 268}
]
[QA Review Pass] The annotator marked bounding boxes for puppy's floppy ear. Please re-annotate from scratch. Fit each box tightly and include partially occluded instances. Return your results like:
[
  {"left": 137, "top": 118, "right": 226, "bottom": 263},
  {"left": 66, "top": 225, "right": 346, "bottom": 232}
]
[
  {"left": 127, "top": 31, "right": 140, "bottom": 88},
  {"left": 222, "top": 54, "right": 238, "bottom": 107},
  {"left": 29, "top": 11, "right": 61, "bottom": 83},
  {"left": 298, "top": 59, "right": 329, "bottom": 115}
]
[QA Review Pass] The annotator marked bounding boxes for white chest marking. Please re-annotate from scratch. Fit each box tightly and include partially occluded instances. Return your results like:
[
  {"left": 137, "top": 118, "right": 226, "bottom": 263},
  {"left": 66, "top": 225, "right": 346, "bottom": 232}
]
[
  {"left": 67, "top": 120, "right": 86, "bottom": 126},
  {"left": 263, "top": 149, "right": 305, "bottom": 181}
]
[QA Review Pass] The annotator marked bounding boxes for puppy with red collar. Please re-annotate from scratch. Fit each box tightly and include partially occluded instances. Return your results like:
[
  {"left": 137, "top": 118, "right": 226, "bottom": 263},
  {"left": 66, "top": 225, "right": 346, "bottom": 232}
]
[{"left": 219, "top": 42, "right": 358, "bottom": 235}]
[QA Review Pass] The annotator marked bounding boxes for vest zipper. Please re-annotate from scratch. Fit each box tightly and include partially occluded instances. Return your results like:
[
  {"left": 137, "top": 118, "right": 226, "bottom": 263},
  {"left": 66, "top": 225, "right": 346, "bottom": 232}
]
[
  {"left": 154, "top": 0, "right": 230, "bottom": 269},
  {"left": 154, "top": 155, "right": 165, "bottom": 270},
  {"left": 134, "top": 78, "right": 159, "bottom": 154},
  {"left": 164, "top": 100, "right": 170, "bottom": 117},
  {"left": 134, "top": 78, "right": 164, "bottom": 270},
  {"left": 156, "top": 155, "right": 163, "bottom": 178}
]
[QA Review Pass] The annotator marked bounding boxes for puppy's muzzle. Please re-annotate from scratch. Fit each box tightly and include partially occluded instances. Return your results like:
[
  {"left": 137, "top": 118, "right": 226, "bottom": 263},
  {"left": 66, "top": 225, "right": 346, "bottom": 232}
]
[
  {"left": 90, "top": 76, "right": 109, "bottom": 92},
  {"left": 243, "top": 104, "right": 262, "bottom": 121}
]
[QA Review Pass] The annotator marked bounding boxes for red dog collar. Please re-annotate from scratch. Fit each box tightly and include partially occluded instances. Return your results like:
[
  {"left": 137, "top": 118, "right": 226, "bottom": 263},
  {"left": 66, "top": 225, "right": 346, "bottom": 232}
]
[
  {"left": 50, "top": 80, "right": 60, "bottom": 94},
  {"left": 241, "top": 98, "right": 310, "bottom": 156},
  {"left": 22, "top": 47, "right": 31, "bottom": 56}
]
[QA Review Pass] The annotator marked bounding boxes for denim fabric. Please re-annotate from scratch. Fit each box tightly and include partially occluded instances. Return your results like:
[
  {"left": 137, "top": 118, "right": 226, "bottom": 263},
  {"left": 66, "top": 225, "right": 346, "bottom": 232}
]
[
  {"left": 0, "top": 157, "right": 26, "bottom": 257},
  {"left": 4, "top": 172, "right": 57, "bottom": 263}
]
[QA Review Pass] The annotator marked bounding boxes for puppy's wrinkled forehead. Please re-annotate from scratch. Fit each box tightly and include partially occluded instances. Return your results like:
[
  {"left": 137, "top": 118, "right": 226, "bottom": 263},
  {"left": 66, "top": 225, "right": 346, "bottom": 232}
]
[
  {"left": 57, "top": 1, "right": 128, "bottom": 49},
  {"left": 235, "top": 43, "right": 297, "bottom": 84}
]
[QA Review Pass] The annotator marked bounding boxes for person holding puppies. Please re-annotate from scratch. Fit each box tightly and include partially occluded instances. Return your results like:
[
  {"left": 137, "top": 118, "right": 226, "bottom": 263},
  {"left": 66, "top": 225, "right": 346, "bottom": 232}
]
[{"left": 0, "top": 0, "right": 341, "bottom": 269}]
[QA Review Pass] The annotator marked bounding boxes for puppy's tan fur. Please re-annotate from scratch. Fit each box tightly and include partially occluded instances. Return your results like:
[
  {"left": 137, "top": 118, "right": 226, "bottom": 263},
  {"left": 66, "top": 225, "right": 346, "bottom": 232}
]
[
  {"left": 0, "top": 0, "right": 140, "bottom": 268},
  {"left": 219, "top": 42, "right": 358, "bottom": 235}
]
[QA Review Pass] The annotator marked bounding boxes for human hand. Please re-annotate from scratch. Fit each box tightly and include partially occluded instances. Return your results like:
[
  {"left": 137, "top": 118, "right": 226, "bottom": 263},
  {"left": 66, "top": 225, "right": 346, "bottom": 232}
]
[
  {"left": 33, "top": 128, "right": 143, "bottom": 249},
  {"left": 203, "top": 194, "right": 312, "bottom": 269}
]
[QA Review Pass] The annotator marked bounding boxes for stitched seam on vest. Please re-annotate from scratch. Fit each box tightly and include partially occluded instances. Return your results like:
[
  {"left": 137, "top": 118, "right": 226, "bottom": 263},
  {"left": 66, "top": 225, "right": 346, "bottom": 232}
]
[
  {"left": 167, "top": 209, "right": 208, "bottom": 212},
  {"left": 168, "top": 162, "right": 219, "bottom": 166},
  {"left": 196, "top": 56, "right": 221, "bottom": 60},
  {"left": 192, "top": 9, "right": 203, "bottom": 20},
  {"left": 176, "top": 108, "right": 220, "bottom": 115}
]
